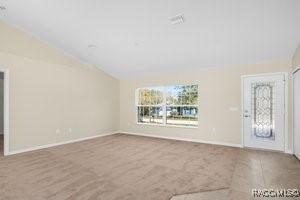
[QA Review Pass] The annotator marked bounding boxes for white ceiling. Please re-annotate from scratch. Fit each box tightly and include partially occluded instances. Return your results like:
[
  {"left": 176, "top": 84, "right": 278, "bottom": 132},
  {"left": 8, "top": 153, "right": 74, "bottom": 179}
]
[{"left": 0, "top": 0, "right": 300, "bottom": 79}]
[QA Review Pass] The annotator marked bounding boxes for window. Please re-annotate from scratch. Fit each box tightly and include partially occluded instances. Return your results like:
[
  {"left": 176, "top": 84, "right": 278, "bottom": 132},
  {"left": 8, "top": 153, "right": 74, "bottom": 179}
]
[
  {"left": 136, "top": 84, "right": 198, "bottom": 127},
  {"left": 137, "top": 87, "right": 164, "bottom": 124},
  {"left": 165, "top": 85, "right": 198, "bottom": 126}
]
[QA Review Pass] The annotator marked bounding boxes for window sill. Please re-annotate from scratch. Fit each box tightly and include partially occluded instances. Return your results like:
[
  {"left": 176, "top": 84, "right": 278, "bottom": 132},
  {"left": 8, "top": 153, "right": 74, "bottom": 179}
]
[{"left": 136, "top": 122, "right": 198, "bottom": 129}]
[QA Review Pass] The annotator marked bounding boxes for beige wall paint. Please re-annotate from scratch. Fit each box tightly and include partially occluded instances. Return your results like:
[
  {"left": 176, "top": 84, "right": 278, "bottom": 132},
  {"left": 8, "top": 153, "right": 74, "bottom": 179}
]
[
  {"left": 120, "top": 60, "right": 293, "bottom": 150},
  {"left": 0, "top": 19, "right": 296, "bottom": 153},
  {"left": 0, "top": 21, "right": 87, "bottom": 69},
  {"left": 0, "top": 20, "right": 119, "bottom": 152},
  {"left": 293, "top": 45, "right": 300, "bottom": 69}
]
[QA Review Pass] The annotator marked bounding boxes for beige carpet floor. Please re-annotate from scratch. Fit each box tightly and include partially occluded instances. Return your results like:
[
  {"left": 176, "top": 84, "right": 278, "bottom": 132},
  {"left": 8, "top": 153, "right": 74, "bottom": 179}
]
[
  {"left": 171, "top": 188, "right": 230, "bottom": 200},
  {"left": 171, "top": 148, "right": 300, "bottom": 200},
  {"left": 0, "top": 133, "right": 238, "bottom": 200},
  {"left": 1, "top": 134, "right": 300, "bottom": 200}
]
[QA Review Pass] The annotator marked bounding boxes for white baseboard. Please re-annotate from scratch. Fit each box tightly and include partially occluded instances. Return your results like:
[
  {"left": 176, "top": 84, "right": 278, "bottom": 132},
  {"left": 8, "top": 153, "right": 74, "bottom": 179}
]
[
  {"left": 295, "top": 154, "right": 300, "bottom": 160},
  {"left": 120, "top": 131, "right": 243, "bottom": 148},
  {"left": 7, "top": 131, "right": 119, "bottom": 156},
  {"left": 284, "top": 149, "right": 293, "bottom": 154},
  {"left": 7, "top": 130, "right": 292, "bottom": 156}
]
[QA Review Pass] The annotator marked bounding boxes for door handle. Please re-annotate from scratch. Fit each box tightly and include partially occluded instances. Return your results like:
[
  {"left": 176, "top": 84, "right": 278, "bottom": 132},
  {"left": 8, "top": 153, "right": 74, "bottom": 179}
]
[{"left": 244, "top": 114, "right": 251, "bottom": 118}]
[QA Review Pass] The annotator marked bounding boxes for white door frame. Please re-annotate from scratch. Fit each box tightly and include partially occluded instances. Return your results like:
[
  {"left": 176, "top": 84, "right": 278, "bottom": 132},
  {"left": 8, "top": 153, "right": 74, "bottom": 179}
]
[
  {"left": 293, "top": 67, "right": 300, "bottom": 158},
  {"left": 0, "top": 69, "right": 10, "bottom": 156},
  {"left": 241, "top": 72, "right": 289, "bottom": 153}
]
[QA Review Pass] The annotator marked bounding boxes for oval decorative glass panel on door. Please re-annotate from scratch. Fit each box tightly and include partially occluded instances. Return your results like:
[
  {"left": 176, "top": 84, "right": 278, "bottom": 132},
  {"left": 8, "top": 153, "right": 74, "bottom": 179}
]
[
  {"left": 243, "top": 74, "right": 285, "bottom": 151},
  {"left": 251, "top": 82, "right": 275, "bottom": 140}
]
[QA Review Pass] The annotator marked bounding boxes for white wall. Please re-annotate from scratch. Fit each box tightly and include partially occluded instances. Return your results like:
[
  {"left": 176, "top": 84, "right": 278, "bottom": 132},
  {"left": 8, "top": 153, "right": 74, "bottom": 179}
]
[
  {"left": 0, "top": 20, "right": 120, "bottom": 152},
  {"left": 293, "top": 44, "right": 300, "bottom": 69},
  {"left": 293, "top": 70, "right": 300, "bottom": 159},
  {"left": 292, "top": 45, "right": 300, "bottom": 158},
  {"left": 120, "top": 60, "right": 293, "bottom": 150}
]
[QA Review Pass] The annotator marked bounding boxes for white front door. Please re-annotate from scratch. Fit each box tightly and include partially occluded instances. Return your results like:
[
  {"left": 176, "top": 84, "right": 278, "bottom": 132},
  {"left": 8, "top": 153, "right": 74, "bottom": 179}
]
[{"left": 243, "top": 74, "right": 285, "bottom": 151}]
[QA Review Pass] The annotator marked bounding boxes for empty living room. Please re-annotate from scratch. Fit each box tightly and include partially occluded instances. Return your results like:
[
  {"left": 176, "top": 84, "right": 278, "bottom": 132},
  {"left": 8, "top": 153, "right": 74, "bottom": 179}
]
[{"left": 0, "top": 0, "right": 300, "bottom": 200}]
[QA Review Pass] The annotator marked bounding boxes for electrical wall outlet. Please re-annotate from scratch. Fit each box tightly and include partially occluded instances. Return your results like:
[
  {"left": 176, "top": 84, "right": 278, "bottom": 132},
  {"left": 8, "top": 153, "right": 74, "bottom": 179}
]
[
  {"left": 229, "top": 107, "right": 239, "bottom": 112},
  {"left": 212, "top": 128, "right": 216, "bottom": 133}
]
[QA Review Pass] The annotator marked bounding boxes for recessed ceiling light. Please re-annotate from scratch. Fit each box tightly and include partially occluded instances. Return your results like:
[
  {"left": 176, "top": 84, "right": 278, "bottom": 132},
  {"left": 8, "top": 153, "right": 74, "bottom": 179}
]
[
  {"left": 169, "top": 14, "right": 184, "bottom": 25},
  {"left": 0, "top": 6, "right": 6, "bottom": 10},
  {"left": 88, "top": 44, "right": 97, "bottom": 49}
]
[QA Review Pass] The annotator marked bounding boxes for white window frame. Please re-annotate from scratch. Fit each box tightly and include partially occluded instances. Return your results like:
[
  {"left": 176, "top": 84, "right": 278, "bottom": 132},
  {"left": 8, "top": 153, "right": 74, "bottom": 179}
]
[{"left": 135, "top": 84, "right": 199, "bottom": 129}]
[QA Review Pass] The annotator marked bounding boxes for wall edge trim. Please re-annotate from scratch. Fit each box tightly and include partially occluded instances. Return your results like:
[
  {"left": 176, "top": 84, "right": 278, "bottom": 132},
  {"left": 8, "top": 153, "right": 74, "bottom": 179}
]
[
  {"left": 7, "top": 131, "right": 119, "bottom": 156},
  {"left": 120, "top": 131, "right": 243, "bottom": 148}
]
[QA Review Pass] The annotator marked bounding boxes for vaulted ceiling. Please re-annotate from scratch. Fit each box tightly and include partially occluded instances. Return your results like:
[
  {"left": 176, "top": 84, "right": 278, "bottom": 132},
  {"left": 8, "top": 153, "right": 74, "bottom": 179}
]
[{"left": 0, "top": 0, "right": 299, "bottom": 78}]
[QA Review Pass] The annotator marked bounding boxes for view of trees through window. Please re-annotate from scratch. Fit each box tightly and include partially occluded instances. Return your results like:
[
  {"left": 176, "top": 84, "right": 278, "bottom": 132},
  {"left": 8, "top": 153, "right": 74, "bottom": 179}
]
[
  {"left": 137, "top": 85, "right": 198, "bottom": 127},
  {"left": 137, "top": 87, "right": 163, "bottom": 124}
]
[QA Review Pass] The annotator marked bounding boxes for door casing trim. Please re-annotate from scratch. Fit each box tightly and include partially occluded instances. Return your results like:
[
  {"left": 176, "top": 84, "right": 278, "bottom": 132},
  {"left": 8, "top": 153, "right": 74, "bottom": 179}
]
[{"left": 0, "top": 68, "right": 10, "bottom": 156}]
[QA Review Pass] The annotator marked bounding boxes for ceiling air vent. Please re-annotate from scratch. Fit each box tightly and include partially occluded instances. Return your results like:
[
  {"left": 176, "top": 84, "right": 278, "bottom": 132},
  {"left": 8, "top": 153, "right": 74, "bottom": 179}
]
[{"left": 169, "top": 14, "right": 184, "bottom": 25}]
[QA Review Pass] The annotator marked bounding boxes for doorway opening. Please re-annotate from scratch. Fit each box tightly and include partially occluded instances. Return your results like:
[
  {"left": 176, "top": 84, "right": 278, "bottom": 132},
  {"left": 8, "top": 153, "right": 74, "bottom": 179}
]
[
  {"left": 0, "top": 69, "right": 9, "bottom": 156},
  {"left": 0, "top": 72, "right": 4, "bottom": 156}
]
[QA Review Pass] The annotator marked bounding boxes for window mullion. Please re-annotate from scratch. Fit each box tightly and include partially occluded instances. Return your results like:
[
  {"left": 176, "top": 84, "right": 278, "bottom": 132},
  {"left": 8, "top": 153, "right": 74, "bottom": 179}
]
[
  {"left": 136, "top": 84, "right": 198, "bottom": 127},
  {"left": 163, "top": 87, "right": 167, "bottom": 125}
]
